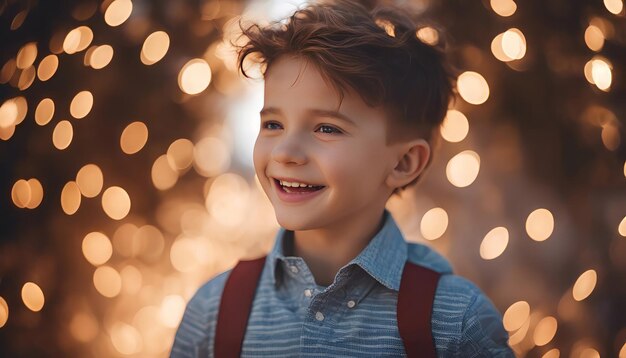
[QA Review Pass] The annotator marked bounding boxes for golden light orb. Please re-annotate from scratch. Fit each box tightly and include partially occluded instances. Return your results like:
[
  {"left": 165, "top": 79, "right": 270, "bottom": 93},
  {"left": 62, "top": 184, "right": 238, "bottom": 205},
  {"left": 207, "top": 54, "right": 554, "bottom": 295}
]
[
  {"left": 35, "top": 98, "right": 55, "bottom": 126},
  {"left": 102, "top": 186, "right": 131, "bottom": 220},
  {"left": 70, "top": 90, "right": 94, "bottom": 119},
  {"left": 446, "top": 150, "right": 480, "bottom": 188},
  {"left": 52, "top": 120, "right": 73, "bottom": 150},
  {"left": 11, "top": 179, "right": 31, "bottom": 208},
  {"left": 17, "top": 65, "right": 36, "bottom": 90},
  {"left": 141, "top": 31, "right": 170, "bottom": 65},
  {"left": 178, "top": 58, "right": 212, "bottom": 95},
  {"left": 167, "top": 138, "right": 195, "bottom": 171},
  {"left": 37, "top": 54, "right": 59, "bottom": 81},
  {"left": 21, "top": 282, "right": 45, "bottom": 312},
  {"left": 93, "top": 266, "right": 122, "bottom": 297},
  {"left": 581, "top": 348, "right": 601, "bottom": 358},
  {"left": 619, "top": 216, "right": 626, "bottom": 237},
  {"left": 503, "top": 300, "right": 530, "bottom": 332},
  {"left": 61, "top": 181, "right": 82, "bottom": 215},
  {"left": 63, "top": 26, "right": 93, "bottom": 54},
  {"left": 104, "top": 0, "right": 133, "bottom": 27},
  {"left": 604, "top": 0, "right": 624, "bottom": 14},
  {"left": 151, "top": 154, "right": 178, "bottom": 190},
  {"left": 526, "top": 208, "right": 554, "bottom": 241},
  {"left": 16, "top": 42, "right": 38, "bottom": 69},
  {"left": 82, "top": 232, "right": 113, "bottom": 266},
  {"left": 76, "top": 163, "right": 104, "bottom": 198},
  {"left": 90, "top": 45, "right": 114, "bottom": 69},
  {"left": 0, "top": 96, "right": 27, "bottom": 128},
  {"left": 480, "top": 226, "right": 509, "bottom": 260},
  {"left": 0, "top": 296, "right": 8, "bottom": 328},
  {"left": 25, "top": 178, "right": 44, "bottom": 209},
  {"left": 585, "top": 25, "right": 605, "bottom": 52},
  {"left": 120, "top": 121, "right": 149, "bottom": 154},
  {"left": 502, "top": 28, "right": 526, "bottom": 60},
  {"left": 420, "top": 207, "right": 449, "bottom": 241},
  {"left": 572, "top": 269, "right": 597, "bottom": 301},
  {"left": 490, "top": 0, "right": 517, "bottom": 17},
  {"left": 591, "top": 57, "right": 612, "bottom": 91},
  {"left": 416, "top": 26, "right": 439, "bottom": 45},
  {"left": 440, "top": 110, "right": 469, "bottom": 142},
  {"left": 533, "top": 316, "right": 558, "bottom": 346},
  {"left": 457, "top": 71, "right": 490, "bottom": 105}
]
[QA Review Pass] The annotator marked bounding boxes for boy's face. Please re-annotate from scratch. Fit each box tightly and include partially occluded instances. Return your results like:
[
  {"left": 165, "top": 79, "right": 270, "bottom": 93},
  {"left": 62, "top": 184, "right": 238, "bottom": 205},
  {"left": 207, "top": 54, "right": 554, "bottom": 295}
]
[{"left": 254, "top": 55, "right": 399, "bottom": 231}]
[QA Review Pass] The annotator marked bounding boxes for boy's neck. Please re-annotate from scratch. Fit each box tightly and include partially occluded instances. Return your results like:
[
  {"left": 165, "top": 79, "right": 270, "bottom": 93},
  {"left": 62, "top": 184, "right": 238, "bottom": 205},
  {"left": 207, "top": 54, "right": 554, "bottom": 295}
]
[{"left": 290, "top": 208, "right": 387, "bottom": 287}]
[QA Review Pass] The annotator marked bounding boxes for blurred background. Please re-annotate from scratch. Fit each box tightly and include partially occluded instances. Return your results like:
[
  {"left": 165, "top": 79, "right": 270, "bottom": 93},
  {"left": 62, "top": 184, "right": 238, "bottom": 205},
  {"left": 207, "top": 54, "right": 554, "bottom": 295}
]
[{"left": 0, "top": 0, "right": 625, "bottom": 357}]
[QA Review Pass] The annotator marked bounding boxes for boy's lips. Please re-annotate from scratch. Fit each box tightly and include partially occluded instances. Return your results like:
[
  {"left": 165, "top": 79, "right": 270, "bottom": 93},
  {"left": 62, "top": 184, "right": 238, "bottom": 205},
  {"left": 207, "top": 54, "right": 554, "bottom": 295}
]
[{"left": 270, "top": 177, "right": 327, "bottom": 203}]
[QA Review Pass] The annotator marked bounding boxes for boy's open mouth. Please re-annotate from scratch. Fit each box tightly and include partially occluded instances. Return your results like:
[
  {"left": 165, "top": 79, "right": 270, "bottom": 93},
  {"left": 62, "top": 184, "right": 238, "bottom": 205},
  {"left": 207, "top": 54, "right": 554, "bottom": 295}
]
[{"left": 273, "top": 178, "right": 326, "bottom": 194}]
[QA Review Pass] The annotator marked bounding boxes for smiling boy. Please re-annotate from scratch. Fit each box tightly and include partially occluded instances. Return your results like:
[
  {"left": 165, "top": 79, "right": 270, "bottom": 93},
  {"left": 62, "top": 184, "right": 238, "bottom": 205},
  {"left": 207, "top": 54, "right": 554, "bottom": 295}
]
[{"left": 171, "top": 0, "right": 513, "bottom": 357}]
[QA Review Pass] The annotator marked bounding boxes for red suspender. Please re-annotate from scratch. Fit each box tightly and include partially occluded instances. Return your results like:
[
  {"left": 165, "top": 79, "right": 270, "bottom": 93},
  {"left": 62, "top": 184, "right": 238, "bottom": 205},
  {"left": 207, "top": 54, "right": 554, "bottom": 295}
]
[
  {"left": 214, "top": 257, "right": 440, "bottom": 358},
  {"left": 397, "top": 262, "right": 441, "bottom": 358},
  {"left": 214, "top": 256, "right": 266, "bottom": 358}
]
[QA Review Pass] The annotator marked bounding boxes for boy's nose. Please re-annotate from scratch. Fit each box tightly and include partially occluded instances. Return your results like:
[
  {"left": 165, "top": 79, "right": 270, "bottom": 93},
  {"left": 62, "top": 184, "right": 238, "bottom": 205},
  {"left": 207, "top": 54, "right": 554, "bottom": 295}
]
[{"left": 271, "top": 135, "right": 308, "bottom": 165}]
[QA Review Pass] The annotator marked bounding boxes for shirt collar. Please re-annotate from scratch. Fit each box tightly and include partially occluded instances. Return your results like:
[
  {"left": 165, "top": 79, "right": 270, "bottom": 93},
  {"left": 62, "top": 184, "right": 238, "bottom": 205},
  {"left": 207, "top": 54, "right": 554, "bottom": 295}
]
[{"left": 266, "top": 209, "right": 408, "bottom": 291}]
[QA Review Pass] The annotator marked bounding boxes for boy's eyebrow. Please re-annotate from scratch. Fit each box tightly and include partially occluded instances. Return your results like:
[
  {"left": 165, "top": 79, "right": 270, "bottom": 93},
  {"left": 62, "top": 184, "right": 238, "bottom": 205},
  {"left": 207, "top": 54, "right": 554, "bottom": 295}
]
[{"left": 259, "top": 107, "right": 356, "bottom": 125}]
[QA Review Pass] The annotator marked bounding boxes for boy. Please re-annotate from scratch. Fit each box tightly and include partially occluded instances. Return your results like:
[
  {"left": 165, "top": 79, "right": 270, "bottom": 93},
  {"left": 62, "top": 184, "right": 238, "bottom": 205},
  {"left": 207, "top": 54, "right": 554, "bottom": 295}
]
[{"left": 171, "top": 0, "right": 513, "bottom": 356}]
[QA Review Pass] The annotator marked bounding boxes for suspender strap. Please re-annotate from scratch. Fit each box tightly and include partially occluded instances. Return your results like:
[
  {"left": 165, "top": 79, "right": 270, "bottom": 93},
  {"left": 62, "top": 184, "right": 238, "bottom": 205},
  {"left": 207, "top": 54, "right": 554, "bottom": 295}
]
[
  {"left": 397, "top": 262, "right": 441, "bottom": 358},
  {"left": 214, "top": 256, "right": 267, "bottom": 358},
  {"left": 214, "top": 257, "right": 440, "bottom": 357}
]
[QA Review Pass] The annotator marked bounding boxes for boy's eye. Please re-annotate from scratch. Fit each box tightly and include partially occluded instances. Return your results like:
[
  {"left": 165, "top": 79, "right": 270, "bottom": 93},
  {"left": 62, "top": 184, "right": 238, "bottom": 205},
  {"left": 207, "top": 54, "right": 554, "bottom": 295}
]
[
  {"left": 261, "top": 121, "right": 282, "bottom": 130},
  {"left": 316, "top": 125, "right": 342, "bottom": 134}
]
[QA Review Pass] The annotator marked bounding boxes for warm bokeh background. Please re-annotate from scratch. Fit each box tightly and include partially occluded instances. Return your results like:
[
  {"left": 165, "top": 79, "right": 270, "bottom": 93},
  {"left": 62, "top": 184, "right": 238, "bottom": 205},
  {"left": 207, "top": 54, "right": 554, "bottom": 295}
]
[{"left": 1, "top": 0, "right": 625, "bottom": 357}]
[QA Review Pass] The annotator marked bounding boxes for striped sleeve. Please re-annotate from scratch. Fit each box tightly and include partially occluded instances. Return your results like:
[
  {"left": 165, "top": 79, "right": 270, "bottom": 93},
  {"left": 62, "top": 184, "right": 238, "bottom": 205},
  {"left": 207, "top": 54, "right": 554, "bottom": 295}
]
[
  {"left": 458, "top": 281, "right": 514, "bottom": 357},
  {"left": 169, "top": 271, "right": 230, "bottom": 358}
]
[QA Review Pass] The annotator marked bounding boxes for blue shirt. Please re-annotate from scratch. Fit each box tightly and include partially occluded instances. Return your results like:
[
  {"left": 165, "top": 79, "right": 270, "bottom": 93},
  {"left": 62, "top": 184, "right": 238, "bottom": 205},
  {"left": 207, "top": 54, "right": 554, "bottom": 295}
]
[{"left": 171, "top": 210, "right": 514, "bottom": 357}]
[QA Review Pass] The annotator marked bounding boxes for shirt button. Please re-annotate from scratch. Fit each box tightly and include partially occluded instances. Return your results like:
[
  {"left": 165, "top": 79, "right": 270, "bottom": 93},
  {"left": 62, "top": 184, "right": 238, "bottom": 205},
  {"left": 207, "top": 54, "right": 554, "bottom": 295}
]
[
  {"left": 304, "top": 289, "right": 312, "bottom": 297},
  {"left": 315, "top": 311, "right": 325, "bottom": 321},
  {"left": 289, "top": 265, "right": 299, "bottom": 274},
  {"left": 347, "top": 300, "right": 356, "bottom": 308}
]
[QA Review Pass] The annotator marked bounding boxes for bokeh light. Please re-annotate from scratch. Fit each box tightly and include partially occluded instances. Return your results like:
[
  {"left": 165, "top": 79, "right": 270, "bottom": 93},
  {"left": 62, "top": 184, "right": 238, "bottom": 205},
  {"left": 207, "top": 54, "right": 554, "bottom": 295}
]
[
  {"left": 120, "top": 121, "right": 149, "bottom": 154},
  {"left": 480, "top": 226, "right": 509, "bottom": 260},
  {"left": 70, "top": 90, "right": 94, "bottom": 119},
  {"left": 21, "top": 282, "right": 44, "bottom": 312},
  {"left": 178, "top": 58, "right": 212, "bottom": 95},
  {"left": 446, "top": 150, "right": 480, "bottom": 187},
  {"left": 420, "top": 207, "right": 449, "bottom": 241},
  {"left": 76, "top": 164, "right": 104, "bottom": 198},
  {"left": 525, "top": 208, "right": 554, "bottom": 241},
  {"left": 93, "top": 266, "right": 122, "bottom": 298},
  {"left": 141, "top": 31, "right": 170, "bottom": 65},
  {"left": 61, "top": 181, "right": 81, "bottom": 215},
  {"left": 490, "top": 0, "right": 517, "bottom": 17},
  {"left": 0, "top": 296, "right": 8, "bottom": 328},
  {"left": 52, "top": 120, "right": 73, "bottom": 150},
  {"left": 104, "top": 0, "right": 133, "bottom": 27},
  {"left": 457, "top": 71, "right": 490, "bottom": 105},
  {"left": 503, "top": 301, "right": 530, "bottom": 332},
  {"left": 82, "top": 232, "right": 113, "bottom": 266},
  {"left": 440, "top": 110, "right": 469, "bottom": 143},
  {"left": 572, "top": 269, "right": 597, "bottom": 301},
  {"left": 101, "top": 186, "right": 131, "bottom": 220},
  {"left": 533, "top": 316, "right": 558, "bottom": 346},
  {"left": 89, "top": 45, "right": 114, "bottom": 69},
  {"left": 37, "top": 54, "right": 58, "bottom": 81},
  {"left": 35, "top": 98, "right": 55, "bottom": 126}
]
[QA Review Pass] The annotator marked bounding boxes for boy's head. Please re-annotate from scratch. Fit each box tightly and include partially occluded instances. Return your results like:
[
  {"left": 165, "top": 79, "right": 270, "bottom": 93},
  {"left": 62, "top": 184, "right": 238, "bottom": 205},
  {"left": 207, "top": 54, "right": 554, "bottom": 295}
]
[{"left": 236, "top": 0, "right": 456, "bottom": 230}]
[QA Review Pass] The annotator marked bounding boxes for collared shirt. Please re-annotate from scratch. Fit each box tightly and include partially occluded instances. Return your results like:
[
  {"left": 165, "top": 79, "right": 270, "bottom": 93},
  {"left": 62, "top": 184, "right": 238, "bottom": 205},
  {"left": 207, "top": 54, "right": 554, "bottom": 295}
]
[{"left": 171, "top": 210, "right": 514, "bottom": 357}]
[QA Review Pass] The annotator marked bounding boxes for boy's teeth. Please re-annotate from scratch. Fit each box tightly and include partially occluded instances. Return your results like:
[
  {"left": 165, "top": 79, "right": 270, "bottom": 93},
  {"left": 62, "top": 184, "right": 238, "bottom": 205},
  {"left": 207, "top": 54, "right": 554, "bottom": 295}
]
[{"left": 279, "top": 180, "right": 319, "bottom": 188}]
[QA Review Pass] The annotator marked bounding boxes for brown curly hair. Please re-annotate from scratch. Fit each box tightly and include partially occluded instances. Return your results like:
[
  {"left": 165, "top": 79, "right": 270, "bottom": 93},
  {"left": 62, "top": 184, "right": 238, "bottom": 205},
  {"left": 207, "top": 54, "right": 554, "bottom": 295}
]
[{"left": 236, "top": 0, "right": 457, "bottom": 191}]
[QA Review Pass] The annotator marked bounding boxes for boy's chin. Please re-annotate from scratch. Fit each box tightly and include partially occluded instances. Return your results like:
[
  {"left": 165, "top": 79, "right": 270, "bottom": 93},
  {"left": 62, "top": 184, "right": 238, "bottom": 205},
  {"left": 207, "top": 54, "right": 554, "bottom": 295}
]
[{"left": 274, "top": 211, "right": 320, "bottom": 231}]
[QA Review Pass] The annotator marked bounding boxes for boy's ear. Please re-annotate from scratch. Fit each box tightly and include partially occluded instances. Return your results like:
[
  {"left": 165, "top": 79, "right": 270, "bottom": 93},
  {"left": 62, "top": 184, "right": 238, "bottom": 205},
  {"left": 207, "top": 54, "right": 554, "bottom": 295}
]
[{"left": 386, "top": 139, "right": 431, "bottom": 189}]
